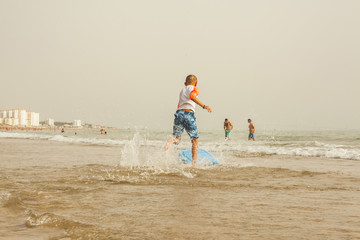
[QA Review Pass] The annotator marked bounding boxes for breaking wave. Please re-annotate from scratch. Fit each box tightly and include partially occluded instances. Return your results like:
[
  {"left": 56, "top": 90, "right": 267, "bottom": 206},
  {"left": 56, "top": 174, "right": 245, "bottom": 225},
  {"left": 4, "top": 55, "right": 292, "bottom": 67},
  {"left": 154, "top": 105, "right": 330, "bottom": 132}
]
[{"left": 1, "top": 131, "right": 359, "bottom": 161}]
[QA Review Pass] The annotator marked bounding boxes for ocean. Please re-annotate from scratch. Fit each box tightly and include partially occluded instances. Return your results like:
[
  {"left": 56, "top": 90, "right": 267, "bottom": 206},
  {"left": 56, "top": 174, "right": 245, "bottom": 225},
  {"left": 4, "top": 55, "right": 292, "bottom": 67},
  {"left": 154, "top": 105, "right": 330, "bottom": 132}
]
[{"left": 0, "top": 129, "right": 359, "bottom": 239}]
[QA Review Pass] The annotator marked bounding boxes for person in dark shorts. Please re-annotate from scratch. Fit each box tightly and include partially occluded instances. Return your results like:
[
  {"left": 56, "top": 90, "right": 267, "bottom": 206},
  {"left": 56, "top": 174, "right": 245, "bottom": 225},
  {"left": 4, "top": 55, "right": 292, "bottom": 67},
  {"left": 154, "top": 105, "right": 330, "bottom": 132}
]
[
  {"left": 248, "top": 119, "right": 256, "bottom": 141},
  {"left": 164, "top": 74, "right": 212, "bottom": 166}
]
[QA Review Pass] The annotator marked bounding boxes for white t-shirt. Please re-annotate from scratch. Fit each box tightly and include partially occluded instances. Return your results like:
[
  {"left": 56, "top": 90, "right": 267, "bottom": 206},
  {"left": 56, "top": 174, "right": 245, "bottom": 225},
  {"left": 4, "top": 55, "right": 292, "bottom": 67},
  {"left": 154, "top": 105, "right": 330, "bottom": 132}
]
[{"left": 177, "top": 85, "right": 200, "bottom": 112}]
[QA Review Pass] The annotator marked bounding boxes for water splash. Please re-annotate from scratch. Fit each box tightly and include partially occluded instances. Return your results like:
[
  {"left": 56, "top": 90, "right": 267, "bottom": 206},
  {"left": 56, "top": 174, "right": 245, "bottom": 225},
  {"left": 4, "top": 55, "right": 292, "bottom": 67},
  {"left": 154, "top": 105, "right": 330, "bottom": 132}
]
[{"left": 119, "top": 132, "right": 198, "bottom": 177}]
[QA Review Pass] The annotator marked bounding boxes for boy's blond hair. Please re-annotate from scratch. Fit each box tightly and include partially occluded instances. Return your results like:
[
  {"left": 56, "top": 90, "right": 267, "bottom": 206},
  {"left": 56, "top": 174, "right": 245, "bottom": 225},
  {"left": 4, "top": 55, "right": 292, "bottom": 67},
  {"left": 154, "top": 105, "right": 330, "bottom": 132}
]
[{"left": 185, "top": 74, "right": 197, "bottom": 85}]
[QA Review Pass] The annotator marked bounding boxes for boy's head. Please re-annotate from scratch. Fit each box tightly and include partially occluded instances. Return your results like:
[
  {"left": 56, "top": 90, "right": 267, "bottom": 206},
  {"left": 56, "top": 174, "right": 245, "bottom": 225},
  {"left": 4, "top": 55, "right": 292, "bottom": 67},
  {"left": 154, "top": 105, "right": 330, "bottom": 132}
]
[
  {"left": 225, "top": 118, "right": 228, "bottom": 122},
  {"left": 185, "top": 74, "right": 197, "bottom": 86},
  {"left": 248, "top": 119, "right": 252, "bottom": 123}
]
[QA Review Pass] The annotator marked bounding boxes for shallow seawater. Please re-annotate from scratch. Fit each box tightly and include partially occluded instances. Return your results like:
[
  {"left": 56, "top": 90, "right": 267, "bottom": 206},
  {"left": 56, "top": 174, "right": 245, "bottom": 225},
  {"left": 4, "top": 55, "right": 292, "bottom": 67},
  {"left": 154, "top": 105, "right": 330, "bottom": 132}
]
[{"left": 0, "top": 129, "right": 360, "bottom": 239}]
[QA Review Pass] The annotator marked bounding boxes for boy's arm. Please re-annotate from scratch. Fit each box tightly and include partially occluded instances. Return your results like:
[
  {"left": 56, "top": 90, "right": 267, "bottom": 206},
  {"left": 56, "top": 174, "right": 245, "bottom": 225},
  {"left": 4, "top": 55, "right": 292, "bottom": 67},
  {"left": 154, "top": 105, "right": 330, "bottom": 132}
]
[{"left": 191, "top": 97, "right": 212, "bottom": 113}]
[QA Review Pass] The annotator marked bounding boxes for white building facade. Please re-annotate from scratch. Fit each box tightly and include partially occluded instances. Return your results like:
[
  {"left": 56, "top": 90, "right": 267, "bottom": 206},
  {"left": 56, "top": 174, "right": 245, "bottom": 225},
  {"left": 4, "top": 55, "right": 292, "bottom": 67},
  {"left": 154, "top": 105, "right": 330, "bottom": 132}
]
[
  {"left": 27, "top": 112, "right": 40, "bottom": 126},
  {"left": 1, "top": 110, "right": 7, "bottom": 119},
  {"left": 19, "top": 110, "right": 27, "bottom": 126},
  {"left": 73, "top": 120, "right": 82, "bottom": 127},
  {"left": 46, "top": 118, "right": 55, "bottom": 126},
  {"left": 0, "top": 109, "right": 40, "bottom": 127}
]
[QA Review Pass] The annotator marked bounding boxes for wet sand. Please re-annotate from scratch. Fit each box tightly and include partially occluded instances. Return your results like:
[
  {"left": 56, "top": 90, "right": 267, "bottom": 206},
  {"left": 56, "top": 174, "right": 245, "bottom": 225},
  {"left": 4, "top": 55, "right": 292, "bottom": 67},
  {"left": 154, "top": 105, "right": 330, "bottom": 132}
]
[{"left": 1, "top": 138, "right": 360, "bottom": 239}]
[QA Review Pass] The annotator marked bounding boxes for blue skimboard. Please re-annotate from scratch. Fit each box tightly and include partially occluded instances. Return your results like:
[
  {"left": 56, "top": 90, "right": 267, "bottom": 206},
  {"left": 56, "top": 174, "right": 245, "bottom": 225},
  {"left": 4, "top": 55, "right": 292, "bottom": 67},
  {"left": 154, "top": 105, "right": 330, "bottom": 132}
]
[{"left": 179, "top": 149, "right": 219, "bottom": 165}]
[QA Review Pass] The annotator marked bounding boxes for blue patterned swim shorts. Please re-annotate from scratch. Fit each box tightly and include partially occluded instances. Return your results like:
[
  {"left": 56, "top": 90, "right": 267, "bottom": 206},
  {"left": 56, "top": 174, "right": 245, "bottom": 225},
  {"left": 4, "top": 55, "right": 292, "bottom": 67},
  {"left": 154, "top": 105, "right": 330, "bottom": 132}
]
[{"left": 173, "top": 110, "right": 199, "bottom": 139}]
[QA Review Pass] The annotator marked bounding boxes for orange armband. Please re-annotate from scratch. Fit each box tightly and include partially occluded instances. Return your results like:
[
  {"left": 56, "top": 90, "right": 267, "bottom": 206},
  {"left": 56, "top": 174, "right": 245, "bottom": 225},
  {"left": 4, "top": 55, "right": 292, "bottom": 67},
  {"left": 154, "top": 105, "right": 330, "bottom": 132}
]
[{"left": 189, "top": 87, "right": 200, "bottom": 99}]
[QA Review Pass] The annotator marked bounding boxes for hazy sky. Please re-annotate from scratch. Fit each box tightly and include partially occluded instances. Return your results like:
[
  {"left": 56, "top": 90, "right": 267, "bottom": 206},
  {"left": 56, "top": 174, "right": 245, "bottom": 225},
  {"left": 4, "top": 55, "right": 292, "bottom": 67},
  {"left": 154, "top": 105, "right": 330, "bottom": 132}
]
[{"left": 1, "top": 0, "right": 359, "bottom": 131}]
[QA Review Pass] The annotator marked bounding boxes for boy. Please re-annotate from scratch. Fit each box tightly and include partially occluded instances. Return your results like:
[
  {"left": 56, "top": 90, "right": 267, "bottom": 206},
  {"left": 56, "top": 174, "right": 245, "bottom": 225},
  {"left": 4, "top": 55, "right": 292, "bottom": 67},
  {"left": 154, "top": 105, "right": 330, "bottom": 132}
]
[
  {"left": 248, "top": 119, "right": 256, "bottom": 141},
  {"left": 164, "top": 74, "right": 212, "bottom": 166},
  {"left": 224, "top": 118, "right": 234, "bottom": 140}
]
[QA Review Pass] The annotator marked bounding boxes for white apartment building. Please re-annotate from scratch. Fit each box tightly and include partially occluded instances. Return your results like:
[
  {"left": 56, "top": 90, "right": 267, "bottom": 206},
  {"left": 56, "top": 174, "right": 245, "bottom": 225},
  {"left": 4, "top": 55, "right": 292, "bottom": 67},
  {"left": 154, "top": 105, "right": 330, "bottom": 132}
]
[
  {"left": 73, "top": 120, "right": 82, "bottom": 127},
  {"left": 19, "top": 110, "right": 27, "bottom": 126},
  {"left": 13, "top": 109, "right": 19, "bottom": 119},
  {"left": 1, "top": 110, "right": 7, "bottom": 119},
  {"left": 27, "top": 112, "right": 40, "bottom": 126},
  {"left": 45, "top": 118, "right": 55, "bottom": 126},
  {"left": 0, "top": 109, "right": 39, "bottom": 127}
]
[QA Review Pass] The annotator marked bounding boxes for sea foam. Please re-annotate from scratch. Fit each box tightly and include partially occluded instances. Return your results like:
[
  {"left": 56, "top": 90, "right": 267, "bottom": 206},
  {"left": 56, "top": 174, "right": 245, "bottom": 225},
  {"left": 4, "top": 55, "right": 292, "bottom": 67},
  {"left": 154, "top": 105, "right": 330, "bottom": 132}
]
[{"left": 1, "top": 131, "right": 359, "bottom": 161}]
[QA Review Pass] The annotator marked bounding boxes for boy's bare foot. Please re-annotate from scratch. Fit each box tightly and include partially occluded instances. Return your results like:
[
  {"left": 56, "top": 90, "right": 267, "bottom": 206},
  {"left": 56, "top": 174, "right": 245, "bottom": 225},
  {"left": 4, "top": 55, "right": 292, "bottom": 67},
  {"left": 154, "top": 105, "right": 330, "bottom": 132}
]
[
  {"left": 164, "top": 141, "right": 172, "bottom": 151},
  {"left": 164, "top": 142, "right": 171, "bottom": 150},
  {"left": 164, "top": 137, "right": 181, "bottom": 150}
]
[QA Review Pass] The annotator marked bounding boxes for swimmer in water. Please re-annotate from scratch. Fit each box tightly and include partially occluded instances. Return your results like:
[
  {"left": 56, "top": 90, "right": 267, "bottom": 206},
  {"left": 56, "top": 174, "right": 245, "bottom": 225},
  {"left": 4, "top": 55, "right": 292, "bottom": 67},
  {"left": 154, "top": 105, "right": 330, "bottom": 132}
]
[
  {"left": 248, "top": 119, "right": 256, "bottom": 141},
  {"left": 224, "top": 118, "right": 234, "bottom": 140}
]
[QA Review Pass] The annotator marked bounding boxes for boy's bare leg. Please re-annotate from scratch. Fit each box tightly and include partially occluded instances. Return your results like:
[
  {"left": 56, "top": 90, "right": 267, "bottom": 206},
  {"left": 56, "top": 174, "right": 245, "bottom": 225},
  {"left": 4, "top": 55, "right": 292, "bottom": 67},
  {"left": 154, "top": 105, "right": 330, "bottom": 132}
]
[
  {"left": 191, "top": 138, "right": 199, "bottom": 166},
  {"left": 164, "top": 137, "right": 181, "bottom": 150}
]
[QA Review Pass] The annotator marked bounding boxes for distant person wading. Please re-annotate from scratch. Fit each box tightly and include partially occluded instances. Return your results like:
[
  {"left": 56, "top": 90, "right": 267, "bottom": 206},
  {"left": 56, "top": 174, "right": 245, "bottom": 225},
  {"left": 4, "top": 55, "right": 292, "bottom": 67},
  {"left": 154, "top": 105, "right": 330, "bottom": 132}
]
[
  {"left": 248, "top": 119, "right": 256, "bottom": 141},
  {"left": 224, "top": 118, "right": 233, "bottom": 140}
]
